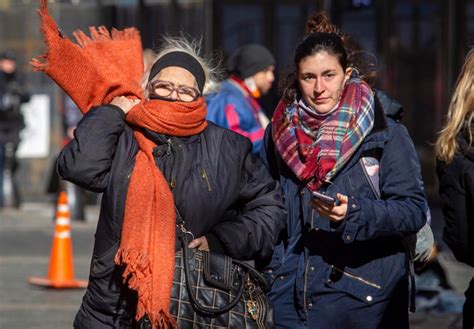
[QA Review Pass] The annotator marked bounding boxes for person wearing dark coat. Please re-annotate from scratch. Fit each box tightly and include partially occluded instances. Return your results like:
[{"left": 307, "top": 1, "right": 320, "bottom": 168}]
[
  {"left": 57, "top": 38, "right": 286, "bottom": 328},
  {"left": 260, "top": 13, "right": 428, "bottom": 329},
  {"left": 0, "top": 50, "right": 30, "bottom": 208},
  {"left": 436, "top": 49, "right": 474, "bottom": 329}
]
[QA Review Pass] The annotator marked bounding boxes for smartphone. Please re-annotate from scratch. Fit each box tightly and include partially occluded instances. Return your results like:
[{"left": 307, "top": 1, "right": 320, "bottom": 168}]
[{"left": 311, "top": 191, "right": 337, "bottom": 205}]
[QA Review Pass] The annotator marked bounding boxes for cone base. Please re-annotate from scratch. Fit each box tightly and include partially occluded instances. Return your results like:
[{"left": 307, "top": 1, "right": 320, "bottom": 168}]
[{"left": 29, "top": 276, "right": 88, "bottom": 289}]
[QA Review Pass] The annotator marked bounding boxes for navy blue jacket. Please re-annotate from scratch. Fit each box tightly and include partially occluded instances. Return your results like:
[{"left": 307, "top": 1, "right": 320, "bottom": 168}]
[
  {"left": 57, "top": 105, "right": 286, "bottom": 328},
  {"left": 260, "top": 92, "right": 428, "bottom": 328}
]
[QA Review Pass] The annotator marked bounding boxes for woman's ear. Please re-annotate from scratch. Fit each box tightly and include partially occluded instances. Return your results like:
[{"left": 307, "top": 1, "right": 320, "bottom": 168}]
[{"left": 344, "top": 67, "right": 353, "bottom": 84}]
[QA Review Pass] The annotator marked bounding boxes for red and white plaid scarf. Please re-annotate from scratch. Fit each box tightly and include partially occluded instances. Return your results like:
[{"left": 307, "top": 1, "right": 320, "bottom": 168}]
[{"left": 272, "top": 78, "right": 374, "bottom": 191}]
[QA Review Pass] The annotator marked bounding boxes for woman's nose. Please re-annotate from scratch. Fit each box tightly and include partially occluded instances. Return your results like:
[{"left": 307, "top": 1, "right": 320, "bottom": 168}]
[
  {"left": 314, "top": 79, "right": 324, "bottom": 93},
  {"left": 169, "top": 89, "right": 179, "bottom": 100},
  {"left": 314, "top": 79, "right": 324, "bottom": 94}
]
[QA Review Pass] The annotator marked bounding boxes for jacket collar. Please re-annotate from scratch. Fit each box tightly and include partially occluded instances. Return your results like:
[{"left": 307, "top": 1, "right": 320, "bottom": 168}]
[
  {"left": 457, "top": 122, "right": 474, "bottom": 161},
  {"left": 374, "top": 89, "right": 404, "bottom": 122},
  {"left": 142, "top": 128, "right": 201, "bottom": 146}
]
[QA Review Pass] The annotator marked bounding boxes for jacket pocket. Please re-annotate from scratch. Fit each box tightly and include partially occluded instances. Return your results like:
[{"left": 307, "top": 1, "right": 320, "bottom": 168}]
[
  {"left": 90, "top": 241, "right": 120, "bottom": 279},
  {"left": 84, "top": 241, "right": 125, "bottom": 320},
  {"left": 331, "top": 265, "right": 381, "bottom": 289},
  {"left": 325, "top": 264, "right": 384, "bottom": 305},
  {"left": 198, "top": 164, "right": 222, "bottom": 197},
  {"left": 185, "top": 162, "right": 223, "bottom": 208}
]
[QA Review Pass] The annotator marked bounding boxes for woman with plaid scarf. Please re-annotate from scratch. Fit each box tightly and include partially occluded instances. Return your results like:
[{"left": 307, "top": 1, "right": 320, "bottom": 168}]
[{"left": 261, "top": 12, "right": 429, "bottom": 329}]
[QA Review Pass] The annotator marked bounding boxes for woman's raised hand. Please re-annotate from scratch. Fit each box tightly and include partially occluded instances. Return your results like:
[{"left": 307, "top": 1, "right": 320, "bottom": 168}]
[
  {"left": 311, "top": 193, "right": 348, "bottom": 222},
  {"left": 110, "top": 96, "right": 140, "bottom": 114}
]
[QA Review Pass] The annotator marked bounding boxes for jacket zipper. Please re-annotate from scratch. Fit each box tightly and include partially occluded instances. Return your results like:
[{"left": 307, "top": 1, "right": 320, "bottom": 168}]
[
  {"left": 166, "top": 139, "right": 172, "bottom": 155},
  {"left": 331, "top": 265, "right": 381, "bottom": 289},
  {"left": 201, "top": 168, "right": 212, "bottom": 192},
  {"left": 303, "top": 260, "right": 310, "bottom": 310},
  {"left": 304, "top": 209, "right": 315, "bottom": 310}
]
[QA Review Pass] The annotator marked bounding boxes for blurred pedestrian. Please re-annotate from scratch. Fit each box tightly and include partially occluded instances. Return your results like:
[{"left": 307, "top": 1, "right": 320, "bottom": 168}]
[
  {"left": 0, "top": 50, "right": 30, "bottom": 208},
  {"left": 63, "top": 95, "right": 82, "bottom": 141},
  {"left": 436, "top": 49, "right": 474, "bottom": 329},
  {"left": 206, "top": 44, "right": 275, "bottom": 154},
  {"left": 260, "top": 12, "right": 428, "bottom": 329},
  {"left": 46, "top": 94, "right": 89, "bottom": 221}
]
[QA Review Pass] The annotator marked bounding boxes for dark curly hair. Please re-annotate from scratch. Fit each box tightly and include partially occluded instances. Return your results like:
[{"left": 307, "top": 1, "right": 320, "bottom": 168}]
[{"left": 280, "top": 12, "right": 377, "bottom": 103}]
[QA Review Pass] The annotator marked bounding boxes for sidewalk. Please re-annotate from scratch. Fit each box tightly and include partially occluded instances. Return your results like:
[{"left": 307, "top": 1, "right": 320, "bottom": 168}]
[
  {"left": 0, "top": 202, "right": 97, "bottom": 329},
  {"left": 0, "top": 202, "right": 472, "bottom": 328}
]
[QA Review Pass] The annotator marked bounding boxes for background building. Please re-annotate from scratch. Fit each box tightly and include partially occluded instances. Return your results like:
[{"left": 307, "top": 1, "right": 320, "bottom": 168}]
[{"left": 0, "top": 0, "right": 474, "bottom": 200}]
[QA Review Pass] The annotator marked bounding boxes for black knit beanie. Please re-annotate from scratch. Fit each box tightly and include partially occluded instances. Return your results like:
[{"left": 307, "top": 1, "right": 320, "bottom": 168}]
[
  {"left": 227, "top": 44, "right": 275, "bottom": 79},
  {"left": 148, "top": 51, "right": 205, "bottom": 93}
]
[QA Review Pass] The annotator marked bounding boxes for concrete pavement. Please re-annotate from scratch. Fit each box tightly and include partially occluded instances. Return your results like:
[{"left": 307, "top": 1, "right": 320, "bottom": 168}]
[
  {"left": 0, "top": 202, "right": 472, "bottom": 328},
  {"left": 0, "top": 202, "right": 96, "bottom": 329}
]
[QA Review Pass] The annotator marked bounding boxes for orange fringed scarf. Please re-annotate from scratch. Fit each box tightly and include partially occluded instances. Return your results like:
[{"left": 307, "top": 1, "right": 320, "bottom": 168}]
[
  {"left": 32, "top": 1, "right": 207, "bottom": 327},
  {"left": 117, "top": 98, "right": 207, "bottom": 328}
]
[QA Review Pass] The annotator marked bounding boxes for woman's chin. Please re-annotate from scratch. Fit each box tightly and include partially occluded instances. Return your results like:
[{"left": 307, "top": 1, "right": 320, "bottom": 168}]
[{"left": 314, "top": 105, "right": 332, "bottom": 114}]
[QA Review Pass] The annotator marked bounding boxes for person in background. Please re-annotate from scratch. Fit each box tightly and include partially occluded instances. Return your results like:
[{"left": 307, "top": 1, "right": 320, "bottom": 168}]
[
  {"left": 63, "top": 95, "right": 82, "bottom": 141},
  {"left": 0, "top": 50, "right": 30, "bottom": 208},
  {"left": 436, "top": 49, "right": 474, "bottom": 329},
  {"left": 260, "top": 12, "right": 428, "bottom": 329},
  {"left": 61, "top": 95, "right": 88, "bottom": 221},
  {"left": 206, "top": 44, "right": 275, "bottom": 154}
]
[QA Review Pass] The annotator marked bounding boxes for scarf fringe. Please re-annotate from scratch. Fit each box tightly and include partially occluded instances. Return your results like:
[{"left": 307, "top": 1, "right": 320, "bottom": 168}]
[
  {"left": 32, "top": 0, "right": 141, "bottom": 73},
  {"left": 151, "top": 310, "right": 178, "bottom": 329},
  {"left": 115, "top": 248, "right": 177, "bottom": 329},
  {"left": 115, "top": 248, "right": 152, "bottom": 323},
  {"left": 115, "top": 248, "right": 151, "bottom": 290},
  {"left": 30, "top": 56, "right": 48, "bottom": 71},
  {"left": 31, "top": 0, "right": 59, "bottom": 71},
  {"left": 73, "top": 26, "right": 140, "bottom": 48}
]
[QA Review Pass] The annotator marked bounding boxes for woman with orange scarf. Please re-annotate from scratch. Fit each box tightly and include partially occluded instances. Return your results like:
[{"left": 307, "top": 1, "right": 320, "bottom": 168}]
[{"left": 55, "top": 37, "right": 286, "bottom": 328}]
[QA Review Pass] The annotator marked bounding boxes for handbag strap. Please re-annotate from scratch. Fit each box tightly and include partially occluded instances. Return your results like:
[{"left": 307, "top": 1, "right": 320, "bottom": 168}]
[
  {"left": 174, "top": 205, "right": 270, "bottom": 314},
  {"left": 179, "top": 233, "right": 246, "bottom": 316},
  {"left": 232, "top": 259, "right": 271, "bottom": 293}
]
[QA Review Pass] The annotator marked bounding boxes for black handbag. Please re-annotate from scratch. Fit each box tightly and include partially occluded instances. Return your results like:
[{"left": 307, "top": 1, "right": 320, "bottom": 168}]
[{"left": 168, "top": 225, "right": 275, "bottom": 328}]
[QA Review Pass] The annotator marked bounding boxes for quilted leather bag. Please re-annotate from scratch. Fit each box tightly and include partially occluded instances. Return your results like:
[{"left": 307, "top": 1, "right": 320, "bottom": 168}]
[{"left": 169, "top": 232, "right": 274, "bottom": 328}]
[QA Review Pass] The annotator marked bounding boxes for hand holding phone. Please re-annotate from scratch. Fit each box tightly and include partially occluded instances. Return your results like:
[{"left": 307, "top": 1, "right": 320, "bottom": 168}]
[
  {"left": 311, "top": 192, "right": 348, "bottom": 222},
  {"left": 311, "top": 191, "right": 338, "bottom": 205}
]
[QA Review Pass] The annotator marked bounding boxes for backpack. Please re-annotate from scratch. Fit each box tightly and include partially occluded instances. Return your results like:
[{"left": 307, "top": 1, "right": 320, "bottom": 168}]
[{"left": 360, "top": 153, "right": 434, "bottom": 312}]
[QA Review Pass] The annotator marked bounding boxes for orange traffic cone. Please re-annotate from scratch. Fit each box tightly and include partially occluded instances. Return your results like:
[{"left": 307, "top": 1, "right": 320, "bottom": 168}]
[{"left": 29, "top": 191, "right": 88, "bottom": 288}]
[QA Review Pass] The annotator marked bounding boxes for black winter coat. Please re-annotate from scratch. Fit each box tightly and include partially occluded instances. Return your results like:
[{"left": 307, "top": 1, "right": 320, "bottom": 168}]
[
  {"left": 57, "top": 105, "right": 286, "bottom": 328},
  {"left": 437, "top": 123, "right": 474, "bottom": 266}
]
